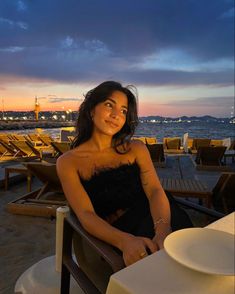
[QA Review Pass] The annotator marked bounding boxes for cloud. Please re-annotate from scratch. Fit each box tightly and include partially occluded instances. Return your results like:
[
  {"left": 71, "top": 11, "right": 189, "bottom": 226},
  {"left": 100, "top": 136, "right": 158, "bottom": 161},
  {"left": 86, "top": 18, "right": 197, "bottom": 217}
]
[
  {"left": 163, "top": 96, "right": 234, "bottom": 107},
  {"left": 0, "top": 46, "right": 24, "bottom": 53},
  {"left": 17, "top": 0, "right": 27, "bottom": 12},
  {"left": 0, "top": 17, "right": 28, "bottom": 30},
  {"left": 0, "top": 0, "right": 233, "bottom": 87},
  {"left": 48, "top": 97, "right": 83, "bottom": 103},
  {"left": 219, "top": 7, "right": 235, "bottom": 19}
]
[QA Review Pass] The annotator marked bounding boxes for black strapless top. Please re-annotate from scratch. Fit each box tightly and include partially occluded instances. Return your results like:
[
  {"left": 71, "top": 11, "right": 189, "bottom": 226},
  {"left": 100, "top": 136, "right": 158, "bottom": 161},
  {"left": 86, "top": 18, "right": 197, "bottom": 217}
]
[{"left": 80, "top": 161, "right": 148, "bottom": 219}]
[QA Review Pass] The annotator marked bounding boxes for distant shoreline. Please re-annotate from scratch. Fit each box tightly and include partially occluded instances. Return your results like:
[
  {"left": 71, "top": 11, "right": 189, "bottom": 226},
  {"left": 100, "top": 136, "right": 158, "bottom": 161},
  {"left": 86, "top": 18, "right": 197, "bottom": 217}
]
[{"left": 0, "top": 120, "right": 75, "bottom": 131}]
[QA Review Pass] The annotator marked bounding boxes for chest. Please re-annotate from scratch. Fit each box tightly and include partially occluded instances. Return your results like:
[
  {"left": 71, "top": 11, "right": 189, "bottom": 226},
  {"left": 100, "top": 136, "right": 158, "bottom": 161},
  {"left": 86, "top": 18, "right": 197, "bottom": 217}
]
[{"left": 75, "top": 150, "right": 136, "bottom": 180}]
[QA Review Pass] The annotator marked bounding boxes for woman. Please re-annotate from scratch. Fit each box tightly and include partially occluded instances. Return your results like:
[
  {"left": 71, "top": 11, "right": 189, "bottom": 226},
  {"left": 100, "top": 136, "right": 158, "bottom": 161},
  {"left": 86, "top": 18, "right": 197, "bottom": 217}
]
[{"left": 57, "top": 81, "right": 192, "bottom": 267}]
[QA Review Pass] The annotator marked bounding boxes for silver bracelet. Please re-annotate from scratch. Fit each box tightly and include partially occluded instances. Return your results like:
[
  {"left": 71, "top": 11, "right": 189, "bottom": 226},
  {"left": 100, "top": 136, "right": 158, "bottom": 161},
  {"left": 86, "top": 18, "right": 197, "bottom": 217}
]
[{"left": 153, "top": 217, "right": 169, "bottom": 230}]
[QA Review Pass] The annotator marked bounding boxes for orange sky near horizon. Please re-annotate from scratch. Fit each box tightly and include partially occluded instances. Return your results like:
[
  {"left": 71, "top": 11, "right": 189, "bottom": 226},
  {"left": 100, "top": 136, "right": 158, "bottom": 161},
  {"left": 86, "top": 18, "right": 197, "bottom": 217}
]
[{"left": 1, "top": 79, "right": 234, "bottom": 117}]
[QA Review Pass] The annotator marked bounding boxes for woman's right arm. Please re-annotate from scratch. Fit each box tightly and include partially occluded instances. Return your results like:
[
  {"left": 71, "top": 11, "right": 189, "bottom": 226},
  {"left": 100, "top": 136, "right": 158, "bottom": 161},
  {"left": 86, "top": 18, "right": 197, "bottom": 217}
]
[{"left": 56, "top": 154, "right": 157, "bottom": 265}]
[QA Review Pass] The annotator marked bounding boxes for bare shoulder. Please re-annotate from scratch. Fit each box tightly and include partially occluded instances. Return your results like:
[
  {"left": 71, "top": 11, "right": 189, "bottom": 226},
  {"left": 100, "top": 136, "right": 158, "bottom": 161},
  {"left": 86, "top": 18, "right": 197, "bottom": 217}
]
[
  {"left": 56, "top": 148, "right": 79, "bottom": 171},
  {"left": 128, "top": 140, "right": 151, "bottom": 164},
  {"left": 130, "top": 139, "right": 148, "bottom": 155}
]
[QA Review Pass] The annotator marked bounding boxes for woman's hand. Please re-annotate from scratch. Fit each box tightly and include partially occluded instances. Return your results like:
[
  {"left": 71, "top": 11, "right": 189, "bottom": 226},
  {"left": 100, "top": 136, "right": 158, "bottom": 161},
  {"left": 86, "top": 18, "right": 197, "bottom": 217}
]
[
  {"left": 152, "top": 227, "right": 172, "bottom": 249},
  {"left": 120, "top": 235, "right": 158, "bottom": 266}
]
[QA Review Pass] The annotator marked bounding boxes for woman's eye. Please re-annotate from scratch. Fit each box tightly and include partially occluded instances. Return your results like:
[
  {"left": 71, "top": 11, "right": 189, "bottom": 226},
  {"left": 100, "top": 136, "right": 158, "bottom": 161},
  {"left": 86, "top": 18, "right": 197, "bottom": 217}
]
[
  {"left": 105, "top": 102, "right": 112, "bottom": 108},
  {"left": 121, "top": 109, "right": 127, "bottom": 115}
]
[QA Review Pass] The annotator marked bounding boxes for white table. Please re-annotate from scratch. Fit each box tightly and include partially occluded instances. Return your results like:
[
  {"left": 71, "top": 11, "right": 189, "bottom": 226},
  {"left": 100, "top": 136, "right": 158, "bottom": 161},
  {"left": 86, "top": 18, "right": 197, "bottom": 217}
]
[{"left": 106, "top": 212, "right": 235, "bottom": 294}]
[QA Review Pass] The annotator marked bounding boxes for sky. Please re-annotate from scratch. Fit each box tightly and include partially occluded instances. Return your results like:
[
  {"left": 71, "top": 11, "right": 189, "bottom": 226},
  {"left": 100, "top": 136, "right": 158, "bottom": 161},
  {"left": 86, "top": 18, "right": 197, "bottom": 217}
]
[{"left": 0, "top": 0, "right": 234, "bottom": 117}]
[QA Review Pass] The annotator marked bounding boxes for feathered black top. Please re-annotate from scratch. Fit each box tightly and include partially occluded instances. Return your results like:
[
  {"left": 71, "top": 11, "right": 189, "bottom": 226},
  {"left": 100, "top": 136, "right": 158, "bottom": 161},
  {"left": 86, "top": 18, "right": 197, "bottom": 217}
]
[{"left": 80, "top": 161, "right": 148, "bottom": 219}]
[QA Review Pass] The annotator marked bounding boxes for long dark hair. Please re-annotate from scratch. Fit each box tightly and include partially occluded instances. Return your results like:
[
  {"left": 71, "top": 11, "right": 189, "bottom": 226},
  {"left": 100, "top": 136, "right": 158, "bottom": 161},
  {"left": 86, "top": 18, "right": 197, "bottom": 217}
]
[{"left": 71, "top": 81, "right": 139, "bottom": 152}]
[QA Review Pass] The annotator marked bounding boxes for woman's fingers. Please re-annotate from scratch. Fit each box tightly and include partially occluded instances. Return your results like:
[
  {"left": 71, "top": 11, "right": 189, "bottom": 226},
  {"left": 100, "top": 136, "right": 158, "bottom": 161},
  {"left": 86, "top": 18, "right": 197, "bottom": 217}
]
[
  {"left": 142, "top": 237, "right": 158, "bottom": 253},
  {"left": 122, "top": 236, "right": 158, "bottom": 266}
]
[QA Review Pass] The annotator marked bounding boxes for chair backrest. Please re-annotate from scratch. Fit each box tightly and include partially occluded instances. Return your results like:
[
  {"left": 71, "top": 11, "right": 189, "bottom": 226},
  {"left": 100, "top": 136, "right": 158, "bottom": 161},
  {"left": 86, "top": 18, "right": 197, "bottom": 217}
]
[
  {"left": 12, "top": 134, "right": 26, "bottom": 141},
  {"left": 65, "top": 212, "right": 125, "bottom": 293},
  {"left": 195, "top": 146, "right": 226, "bottom": 166},
  {"left": 145, "top": 137, "right": 157, "bottom": 145},
  {"left": 210, "top": 139, "right": 223, "bottom": 147},
  {"left": 39, "top": 134, "right": 54, "bottom": 146},
  {"left": 146, "top": 143, "right": 165, "bottom": 162},
  {"left": 212, "top": 172, "right": 235, "bottom": 213},
  {"left": 192, "top": 138, "right": 211, "bottom": 150},
  {"left": 9, "top": 140, "right": 40, "bottom": 157},
  {"left": 26, "top": 163, "right": 63, "bottom": 191},
  {"left": 51, "top": 141, "right": 71, "bottom": 155},
  {"left": 163, "top": 137, "right": 181, "bottom": 150},
  {"left": 0, "top": 134, "right": 12, "bottom": 143},
  {"left": 0, "top": 141, "right": 16, "bottom": 156}
]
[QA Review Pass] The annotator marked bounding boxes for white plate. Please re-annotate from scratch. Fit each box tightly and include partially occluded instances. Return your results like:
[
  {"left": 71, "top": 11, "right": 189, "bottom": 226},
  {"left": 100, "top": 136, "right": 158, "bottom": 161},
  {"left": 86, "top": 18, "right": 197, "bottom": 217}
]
[{"left": 164, "top": 228, "right": 235, "bottom": 275}]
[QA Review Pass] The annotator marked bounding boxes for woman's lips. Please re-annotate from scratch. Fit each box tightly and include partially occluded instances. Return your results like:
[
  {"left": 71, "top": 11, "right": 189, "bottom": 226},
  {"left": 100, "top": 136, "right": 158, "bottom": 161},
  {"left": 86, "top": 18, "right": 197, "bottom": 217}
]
[{"left": 105, "top": 120, "right": 119, "bottom": 128}]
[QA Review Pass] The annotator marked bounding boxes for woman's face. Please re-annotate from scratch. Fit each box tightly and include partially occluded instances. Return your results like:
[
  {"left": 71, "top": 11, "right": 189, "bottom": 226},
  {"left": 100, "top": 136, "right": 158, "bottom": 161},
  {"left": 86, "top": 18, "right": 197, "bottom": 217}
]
[{"left": 91, "top": 90, "right": 128, "bottom": 137}]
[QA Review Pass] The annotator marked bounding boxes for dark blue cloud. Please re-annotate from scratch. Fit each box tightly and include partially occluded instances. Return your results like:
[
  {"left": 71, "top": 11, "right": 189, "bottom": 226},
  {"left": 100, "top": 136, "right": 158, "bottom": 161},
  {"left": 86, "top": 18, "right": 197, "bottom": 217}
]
[{"left": 0, "top": 0, "right": 234, "bottom": 86}]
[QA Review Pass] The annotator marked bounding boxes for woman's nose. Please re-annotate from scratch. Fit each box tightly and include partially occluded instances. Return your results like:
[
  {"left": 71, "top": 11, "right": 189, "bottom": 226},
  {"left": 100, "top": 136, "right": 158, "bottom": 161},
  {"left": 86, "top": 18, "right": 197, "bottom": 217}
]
[{"left": 110, "top": 108, "right": 119, "bottom": 118}]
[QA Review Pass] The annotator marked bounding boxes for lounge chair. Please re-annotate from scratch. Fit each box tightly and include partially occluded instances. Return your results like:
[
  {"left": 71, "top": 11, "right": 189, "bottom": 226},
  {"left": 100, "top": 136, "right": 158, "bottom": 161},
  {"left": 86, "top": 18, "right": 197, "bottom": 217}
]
[
  {"left": 193, "top": 146, "right": 229, "bottom": 171},
  {"left": 146, "top": 143, "right": 166, "bottom": 167},
  {"left": 6, "top": 163, "right": 66, "bottom": 217},
  {"left": 0, "top": 141, "right": 20, "bottom": 158},
  {"left": 51, "top": 141, "right": 71, "bottom": 156},
  {"left": 163, "top": 137, "right": 184, "bottom": 154},
  {"left": 61, "top": 211, "right": 125, "bottom": 294},
  {"left": 9, "top": 140, "right": 54, "bottom": 160},
  {"left": 26, "top": 133, "right": 43, "bottom": 146},
  {"left": 0, "top": 141, "right": 18, "bottom": 158},
  {"left": 9, "top": 140, "right": 42, "bottom": 159},
  {"left": 39, "top": 134, "right": 55, "bottom": 146}
]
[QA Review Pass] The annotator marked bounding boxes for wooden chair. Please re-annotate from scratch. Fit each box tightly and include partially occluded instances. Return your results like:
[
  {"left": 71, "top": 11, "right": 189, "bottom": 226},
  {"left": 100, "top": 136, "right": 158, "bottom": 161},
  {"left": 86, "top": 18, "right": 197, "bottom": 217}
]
[
  {"left": 195, "top": 146, "right": 226, "bottom": 166},
  {"left": 7, "top": 163, "right": 66, "bottom": 217},
  {"left": 61, "top": 211, "right": 125, "bottom": 294},
  {"left": 212, "top": 172, "right": 235, "bottom": 214},
  {"left": 189, "top": 138, "right": 211, "bottom": 154},
  {"left": 60, "top": 202, "right": 226, "bottom": 294},
  {"left": 146, "top": 143, "right": 166, "bottom": 167},
  {"left": 163, "top": 137, "right": 184, "bottom": 154}
]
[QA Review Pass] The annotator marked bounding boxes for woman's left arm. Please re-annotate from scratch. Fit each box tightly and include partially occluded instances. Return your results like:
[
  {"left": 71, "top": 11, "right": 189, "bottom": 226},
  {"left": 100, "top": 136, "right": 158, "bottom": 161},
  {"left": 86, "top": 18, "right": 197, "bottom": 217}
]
[{"left": 132, "top": 140, "right": 172, "bottom": 249}]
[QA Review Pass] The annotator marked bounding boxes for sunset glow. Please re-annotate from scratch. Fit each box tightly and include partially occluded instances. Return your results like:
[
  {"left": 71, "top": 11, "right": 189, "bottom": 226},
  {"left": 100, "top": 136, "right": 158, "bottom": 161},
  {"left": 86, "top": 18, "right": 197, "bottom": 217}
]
[{"left": 0, "top": 0, "right": 234, "bottom": 117}]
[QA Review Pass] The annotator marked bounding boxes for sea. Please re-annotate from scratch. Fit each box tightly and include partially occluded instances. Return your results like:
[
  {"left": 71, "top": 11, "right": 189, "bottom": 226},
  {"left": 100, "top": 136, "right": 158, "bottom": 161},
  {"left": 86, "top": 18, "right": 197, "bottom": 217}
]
[{"left": 1, "top": 121, "right": 234, "bottom": 141}]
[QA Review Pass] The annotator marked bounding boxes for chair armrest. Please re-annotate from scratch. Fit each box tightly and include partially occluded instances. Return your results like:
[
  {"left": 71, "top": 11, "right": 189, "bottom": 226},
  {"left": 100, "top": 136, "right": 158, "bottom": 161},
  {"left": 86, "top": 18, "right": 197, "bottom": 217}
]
[
  {"left": 175, "top": 198, "right": 225, "bottom": 218},
  {"left": 66, "top": 213, "right": 125, "bottom": 272}
]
